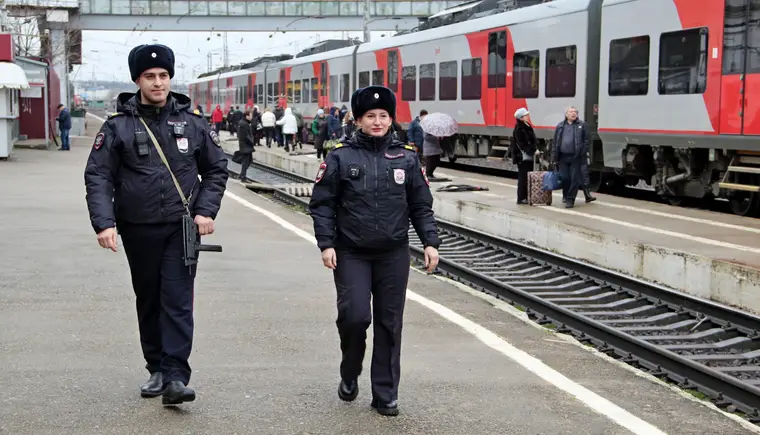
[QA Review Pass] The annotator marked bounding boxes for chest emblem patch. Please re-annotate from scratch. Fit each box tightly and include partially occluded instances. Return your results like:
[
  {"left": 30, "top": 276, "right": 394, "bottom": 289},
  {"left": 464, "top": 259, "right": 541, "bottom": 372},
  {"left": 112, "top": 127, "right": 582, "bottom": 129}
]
[
  {"left": 394, "top": 168, "right": 406, "bottom": 185},
  {"left": 176, "top": 137, "right": 189, "bottom": 153}
]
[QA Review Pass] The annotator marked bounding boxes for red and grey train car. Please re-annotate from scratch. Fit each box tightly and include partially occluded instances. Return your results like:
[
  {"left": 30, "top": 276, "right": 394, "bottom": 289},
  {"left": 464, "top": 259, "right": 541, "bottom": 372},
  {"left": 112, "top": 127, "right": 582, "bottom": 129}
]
[{"left": 188, "top": 0, "right": 760, "bottom": 216}]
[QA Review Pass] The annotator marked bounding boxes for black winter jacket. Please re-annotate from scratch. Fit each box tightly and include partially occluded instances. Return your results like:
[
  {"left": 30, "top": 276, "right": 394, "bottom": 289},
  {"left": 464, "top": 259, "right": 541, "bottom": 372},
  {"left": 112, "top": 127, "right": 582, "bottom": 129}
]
[
  {"left": 511, "top": 120, "right": 537, "bottom": 165},
  {"left": 84, "top": 91, "right": 229, "bottom": 234},
  {"left": 308, "top": 130, "right": 441, "bottom": 252}
]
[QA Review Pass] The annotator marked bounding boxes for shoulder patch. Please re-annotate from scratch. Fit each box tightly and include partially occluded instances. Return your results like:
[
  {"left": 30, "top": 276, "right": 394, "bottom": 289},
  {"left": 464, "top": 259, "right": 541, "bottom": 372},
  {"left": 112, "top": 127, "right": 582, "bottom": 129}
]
[
  {"left": 107, "top": 112, "right": 124, "bottom": 119},
  {"left": 93, "top": 132, "right": 106, "bottom": 150},
  {"left": 403, "top": 144, "right": 417, "bottom": 152},
  {"left": 315, "top": 161, "right": 327, "bottom": 183},
  {"left": 208, "top": 130, "right": 221, "bottom": 147}
]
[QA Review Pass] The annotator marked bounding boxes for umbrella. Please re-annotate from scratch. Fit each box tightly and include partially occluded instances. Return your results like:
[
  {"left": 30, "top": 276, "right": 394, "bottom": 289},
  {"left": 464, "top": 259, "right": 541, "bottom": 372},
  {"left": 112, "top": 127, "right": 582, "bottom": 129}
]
[{"left": 420, "top": 112, "right": 458, "bottom": 137}]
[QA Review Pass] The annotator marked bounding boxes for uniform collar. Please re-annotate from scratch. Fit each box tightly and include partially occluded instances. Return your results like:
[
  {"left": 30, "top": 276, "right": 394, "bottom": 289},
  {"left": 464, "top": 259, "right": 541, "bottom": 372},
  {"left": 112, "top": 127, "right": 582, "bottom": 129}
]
[{"left": 353, "top": 130, "right": 393, "bottom": 151}]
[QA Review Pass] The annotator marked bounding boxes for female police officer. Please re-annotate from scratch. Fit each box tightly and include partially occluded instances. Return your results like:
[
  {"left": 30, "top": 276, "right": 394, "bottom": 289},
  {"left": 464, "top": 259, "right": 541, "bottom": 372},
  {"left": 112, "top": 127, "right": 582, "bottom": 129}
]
[{"left": 308, "top": 86, "right": 441, "bottom": 416}]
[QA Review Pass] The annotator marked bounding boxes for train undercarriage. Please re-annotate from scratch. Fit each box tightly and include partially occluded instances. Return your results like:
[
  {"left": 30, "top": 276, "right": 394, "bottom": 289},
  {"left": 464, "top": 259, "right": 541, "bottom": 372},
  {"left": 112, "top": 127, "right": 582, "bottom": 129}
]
[{"left": 443, "top": 133, "right": 760, "bottom": 218}]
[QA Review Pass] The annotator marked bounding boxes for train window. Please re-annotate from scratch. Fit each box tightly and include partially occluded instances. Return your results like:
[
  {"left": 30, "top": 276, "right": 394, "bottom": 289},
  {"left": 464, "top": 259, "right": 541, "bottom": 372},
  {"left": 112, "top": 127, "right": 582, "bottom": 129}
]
[
  {"left": 608, "top": 36, "right": 650, "bottom": 96},
  {"left": 273, "top": 82, "right": 280, "bottom": 101},
  {"left": 258, "top": 84, "right": 264, "bottom": 105},
  {"left": 461, "top": 57, "right": 482, "bottom": 100},
  {"left": 287, "top": 81, "right": 294, "bottom": 103},
  {"left": 359, "top": 71, "right": 370, "bottom": 88},
  {"left": 329, "top": 75, "right": 339, "bottom": 103},
  {"left": 372, "top": 69, "right": 385, "bottom": 86},
  {"left": 545, "top": 45, "right": 577, "bottom": 98},
  {"left": 748, "top": 0, "right": 760, "bottom": 73},
  {"left": 388, "top": 50, "right": 399, "bottom": 92},
  {"left": 311, "top": 77, "right": 319, "bottom": 102},
  {"left": 302, "top": 79, "right": 310, "bottom": 103},
  {"left": 341, "top": 74, "right": 351, "bottom": 102},
  {"left": 488, "top": 31, "right": 507, "bottom": 88},
  {"left": 420, "top": 63, "right": 436, "bottom": 101},
  {"left": 402, "top": 66, "right": 416, "bottom": 101},
  {"left": 294, "top": 80, "right": 301, "bottom": 104},
  {"left": 513, "top": 50, "right": 540, "bottom": 98},
  {"left": 439, "top": 61, "right": 458, "bottom": 101},
  {"left": 723, "top": 0, "right": 747, "bottom": 74},
  {"left": 267, "top": 83, "right": 274, "bottom": 105},
  {"left": 658, "top": 28, "right": 708, "bottom": 95}
]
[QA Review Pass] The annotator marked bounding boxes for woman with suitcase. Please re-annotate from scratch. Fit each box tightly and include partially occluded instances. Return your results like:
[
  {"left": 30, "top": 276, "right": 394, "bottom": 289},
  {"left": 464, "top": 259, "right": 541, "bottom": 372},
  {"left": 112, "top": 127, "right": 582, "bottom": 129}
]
[{"left": 511, "top": 108, "right": 540, "bottom": 204}]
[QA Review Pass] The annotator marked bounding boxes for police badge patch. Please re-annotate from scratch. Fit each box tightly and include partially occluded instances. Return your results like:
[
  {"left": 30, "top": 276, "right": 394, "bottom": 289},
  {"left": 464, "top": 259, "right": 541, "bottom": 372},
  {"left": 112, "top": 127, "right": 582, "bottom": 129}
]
[
  {"left": 209, "top": 130, "right": 221, "bottom": 147},
  {"left": 93, "top": 132, "right": 105, "bottom": 150},
  {"left": 176, "top": 137, "right": 189, "bottom": 154},
  {"left": 315, "top": 161, "right": 327, "bottom": 183},
  {"left": 394, "top": 168, "right": 406, "bottom": 185}
]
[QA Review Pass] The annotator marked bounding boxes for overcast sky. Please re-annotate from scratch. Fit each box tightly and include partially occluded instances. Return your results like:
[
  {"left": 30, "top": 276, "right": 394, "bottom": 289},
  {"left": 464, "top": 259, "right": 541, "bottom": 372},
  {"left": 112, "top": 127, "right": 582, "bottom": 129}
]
[{"left": 71, "top": 29, "right": 390, "bottom": 84}]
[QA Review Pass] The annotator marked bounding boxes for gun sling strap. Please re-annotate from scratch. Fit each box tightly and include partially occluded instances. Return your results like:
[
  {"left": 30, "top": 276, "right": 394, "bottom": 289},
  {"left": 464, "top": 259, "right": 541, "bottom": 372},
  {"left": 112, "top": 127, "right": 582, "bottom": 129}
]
[{"left": 138, "top": 117, "right": 191, "bottom": 214}]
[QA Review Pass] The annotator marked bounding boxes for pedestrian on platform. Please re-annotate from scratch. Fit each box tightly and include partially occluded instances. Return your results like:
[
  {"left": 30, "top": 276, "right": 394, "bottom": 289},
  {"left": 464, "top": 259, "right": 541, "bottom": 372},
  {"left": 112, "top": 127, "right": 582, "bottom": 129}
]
[
  {"left": 261, "top": 108, "right": 276, "bottom": 147},
  {"left": 56, "top": 104, "right": 71, "bottom": 151},
  {"left": 211, "top": 104, "right": 223, "bottom": 134},
  {"left": 308, "top": 85, "right": 442, "bottom": 417},
  {"left": 237, "top": 109, "right": 255, "bottom": 182},
  {"left": 511, "top": 107, "right": 539, "bottom": 205},
  {"left": 551, "top": 106, "right": 588, "bottom": 208},
  {"left": 83, "top": 43, "right": 229, "bottom": 406}
]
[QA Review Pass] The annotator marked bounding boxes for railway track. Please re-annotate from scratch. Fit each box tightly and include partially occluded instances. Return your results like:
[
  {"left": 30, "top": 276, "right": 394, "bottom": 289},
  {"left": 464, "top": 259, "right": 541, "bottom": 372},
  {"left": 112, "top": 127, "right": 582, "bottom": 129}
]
[{"left": 228, "top": 158, "right": 760, "bottom": 423}]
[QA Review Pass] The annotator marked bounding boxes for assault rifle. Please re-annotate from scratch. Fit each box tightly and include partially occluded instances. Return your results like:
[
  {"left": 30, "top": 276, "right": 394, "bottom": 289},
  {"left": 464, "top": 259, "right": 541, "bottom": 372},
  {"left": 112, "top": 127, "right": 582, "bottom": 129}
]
[{"left": 182, "top": 215, "right": 223, "bottom": 269}]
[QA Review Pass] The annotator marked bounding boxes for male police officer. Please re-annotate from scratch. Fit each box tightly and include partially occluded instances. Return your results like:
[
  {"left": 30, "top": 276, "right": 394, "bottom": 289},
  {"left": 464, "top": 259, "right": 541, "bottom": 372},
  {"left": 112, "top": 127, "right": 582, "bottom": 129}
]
[
  {"left": 309, "top": 86, "right": 441, "bottom": 416},
  {"left": 84, "top": 44, "right": 229, "bottom": 406}
]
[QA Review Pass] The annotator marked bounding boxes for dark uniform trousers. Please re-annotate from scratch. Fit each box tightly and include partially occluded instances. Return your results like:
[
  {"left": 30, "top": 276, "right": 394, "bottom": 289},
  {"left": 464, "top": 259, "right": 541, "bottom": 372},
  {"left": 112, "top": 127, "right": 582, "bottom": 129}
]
[
  {"left": 119, "top": 221, "right": 197, "bottom": 385},
  {"left": 333, "top": 244, "right": 410, "bottom": 403}
]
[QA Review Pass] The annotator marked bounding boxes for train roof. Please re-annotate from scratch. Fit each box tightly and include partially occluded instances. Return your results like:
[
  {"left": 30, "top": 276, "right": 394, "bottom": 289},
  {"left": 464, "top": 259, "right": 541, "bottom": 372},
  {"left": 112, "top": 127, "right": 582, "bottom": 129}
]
[
  {"left": 187, "top": 0, "right": 592, "bottom": 84},
  {"left": 355, "top": 0, "right": 592, "bottom": 53}
]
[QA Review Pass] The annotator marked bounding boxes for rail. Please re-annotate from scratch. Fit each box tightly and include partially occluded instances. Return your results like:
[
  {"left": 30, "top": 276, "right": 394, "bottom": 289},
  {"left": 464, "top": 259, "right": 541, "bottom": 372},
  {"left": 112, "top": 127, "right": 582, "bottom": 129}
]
[{"left": 227, "top": 157, "right": 760, "bottom": 423}]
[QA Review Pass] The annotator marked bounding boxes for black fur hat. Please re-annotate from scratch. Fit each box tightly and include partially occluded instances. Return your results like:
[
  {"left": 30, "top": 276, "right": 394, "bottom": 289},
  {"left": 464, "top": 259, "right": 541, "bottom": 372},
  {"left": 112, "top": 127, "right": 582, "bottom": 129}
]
[
  {"left": 350, "top": 86, "right": 396, "bottom": 120},
  {"left": 128, "top": 44, "right": 175, "bottom": 82}
]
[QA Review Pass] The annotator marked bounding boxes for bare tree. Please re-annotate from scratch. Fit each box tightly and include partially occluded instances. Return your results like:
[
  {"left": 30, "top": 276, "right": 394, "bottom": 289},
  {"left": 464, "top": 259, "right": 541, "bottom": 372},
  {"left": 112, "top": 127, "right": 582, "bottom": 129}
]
[{"left": 4, "top": 6, "right": 81, "bottom": 68}]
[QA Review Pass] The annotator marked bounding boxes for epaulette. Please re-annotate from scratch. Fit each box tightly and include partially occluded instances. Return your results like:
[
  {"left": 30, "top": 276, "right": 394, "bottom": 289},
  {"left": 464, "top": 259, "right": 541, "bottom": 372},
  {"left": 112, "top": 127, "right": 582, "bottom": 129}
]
[
  {"left": 107, "top": 112, "right": 124, "bottom": 119},
  {"left": 333, "top": 143, "right": 346, "bottom": 149},
  {"left": 403, "top": 144, "right": 417, "bottom": 152},
  {"left": 190, "top": 109, "right": 203, "bottom": 117}
]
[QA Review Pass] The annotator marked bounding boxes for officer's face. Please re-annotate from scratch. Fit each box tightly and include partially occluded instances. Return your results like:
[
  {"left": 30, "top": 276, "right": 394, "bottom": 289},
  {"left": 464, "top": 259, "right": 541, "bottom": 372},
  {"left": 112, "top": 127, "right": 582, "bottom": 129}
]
[
  {"left": 359, "top": 109, "right": 392, "bottom": 137},
  {"left": 136, "top": 68, "right": 171, "bottom": 106}
]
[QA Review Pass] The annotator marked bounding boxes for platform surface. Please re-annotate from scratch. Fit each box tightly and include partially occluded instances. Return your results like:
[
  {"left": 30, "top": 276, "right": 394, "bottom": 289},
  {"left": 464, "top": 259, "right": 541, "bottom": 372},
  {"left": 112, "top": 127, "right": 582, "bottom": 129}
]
[
  {"left": 227, "top": 134, "right": 760, "bottom": 313},
  {"left": 0, "top": 118, "right": 758, "bottom": 434}
]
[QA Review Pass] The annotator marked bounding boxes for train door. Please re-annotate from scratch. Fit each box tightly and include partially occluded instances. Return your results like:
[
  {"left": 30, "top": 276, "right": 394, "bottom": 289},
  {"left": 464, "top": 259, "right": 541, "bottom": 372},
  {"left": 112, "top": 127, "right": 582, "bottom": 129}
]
[
  {"left": 486, "top": 29, "right": 508, "bottom": 126},
  {"left": 720, "top": 0, "right": 760, "bottom": 135}
]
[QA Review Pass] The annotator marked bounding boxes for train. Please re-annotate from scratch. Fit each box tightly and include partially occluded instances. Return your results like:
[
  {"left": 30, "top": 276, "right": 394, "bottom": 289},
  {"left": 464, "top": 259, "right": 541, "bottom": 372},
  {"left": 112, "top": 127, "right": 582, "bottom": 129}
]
[{"left": 187, "top": 0, "right": 760, "bottom": 217}]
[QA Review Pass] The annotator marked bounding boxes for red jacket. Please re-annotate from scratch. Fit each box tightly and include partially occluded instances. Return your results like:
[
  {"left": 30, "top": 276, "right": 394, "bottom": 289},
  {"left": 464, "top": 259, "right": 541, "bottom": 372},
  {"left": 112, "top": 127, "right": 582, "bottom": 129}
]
[{"left": 211, "top": 106, "right": 223, "bottom": 123}]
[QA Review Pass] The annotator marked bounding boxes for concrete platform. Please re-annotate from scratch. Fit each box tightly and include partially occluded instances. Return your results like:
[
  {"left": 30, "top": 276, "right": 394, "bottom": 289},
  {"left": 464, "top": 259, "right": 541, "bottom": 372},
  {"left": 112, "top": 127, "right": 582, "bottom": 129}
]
[
  {"left": 222, "top": 133, "right": 760, "bottom": 316},
  {"left": 1, "top": 121, "right": 758, "bottom": 434}
]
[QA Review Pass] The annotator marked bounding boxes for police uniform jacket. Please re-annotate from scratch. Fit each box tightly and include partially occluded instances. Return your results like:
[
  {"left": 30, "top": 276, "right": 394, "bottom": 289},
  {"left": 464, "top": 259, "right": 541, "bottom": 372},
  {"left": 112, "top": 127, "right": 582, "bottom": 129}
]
[
  {"left": 308, "top": 130, "right": 441, "bottom": 252},
  {"left": 84, "top": 91, "right": 229, "bottom": 234}
]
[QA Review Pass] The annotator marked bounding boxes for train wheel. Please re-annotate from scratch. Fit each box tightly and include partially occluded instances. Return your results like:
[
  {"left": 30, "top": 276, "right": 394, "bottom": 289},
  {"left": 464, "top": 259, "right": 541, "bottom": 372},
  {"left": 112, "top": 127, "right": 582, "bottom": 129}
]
[{"left": 728, "top": 174, "right": 760, "bottom": 217}]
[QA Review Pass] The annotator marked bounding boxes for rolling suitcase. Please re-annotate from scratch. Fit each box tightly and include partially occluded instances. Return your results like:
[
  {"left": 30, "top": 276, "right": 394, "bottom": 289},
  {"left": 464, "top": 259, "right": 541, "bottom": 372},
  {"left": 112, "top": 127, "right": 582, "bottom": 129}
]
[{"left": 527, "top": 156, "right": 552, "bottom": 206}]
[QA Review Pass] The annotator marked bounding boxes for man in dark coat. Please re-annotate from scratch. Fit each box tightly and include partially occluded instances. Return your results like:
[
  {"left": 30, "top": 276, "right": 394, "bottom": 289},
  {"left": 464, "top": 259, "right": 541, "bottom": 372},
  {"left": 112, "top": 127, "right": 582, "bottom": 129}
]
[
  {"left": 551, "top": 106, "right": 587, "bottom": 208},
  {"left": 236, "top": 110, "right": 255, "bottom": 182}
]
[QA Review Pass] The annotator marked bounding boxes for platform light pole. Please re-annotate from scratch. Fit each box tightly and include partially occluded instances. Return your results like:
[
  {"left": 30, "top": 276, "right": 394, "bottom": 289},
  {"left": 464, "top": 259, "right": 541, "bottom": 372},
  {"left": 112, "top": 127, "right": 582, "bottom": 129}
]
[{"left": 362, "top": 0, "right": 371, "bottom": 42}]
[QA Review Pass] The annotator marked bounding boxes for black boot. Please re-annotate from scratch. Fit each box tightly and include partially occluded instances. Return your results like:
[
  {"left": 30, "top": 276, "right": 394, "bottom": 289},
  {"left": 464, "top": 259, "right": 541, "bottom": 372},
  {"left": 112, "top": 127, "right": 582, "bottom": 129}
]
[
  {"left": 371, "top": 398, "right": 399, "bottom": 416},
  {"left": 161, "top": 381, "right": 196, "bottom": 406},
  {"left": 584, "top": 187, "right": 597, "bottom": 203},
  {"left": 338, "top": 379, "right": 358, "bottom": 402},
  {"left": 140, "top": 372, "right": 165, "bottom": 398}
]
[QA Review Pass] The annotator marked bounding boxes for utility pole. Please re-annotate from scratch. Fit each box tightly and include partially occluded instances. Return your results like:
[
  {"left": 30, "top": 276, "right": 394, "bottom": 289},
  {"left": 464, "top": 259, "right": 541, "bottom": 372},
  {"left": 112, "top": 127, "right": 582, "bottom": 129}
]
[
  {"left": 222, "top": 31, "right": 229, "bottom": 68},
  {"left": 362, "top": 0, "right": 371, "bottom": 43}
]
